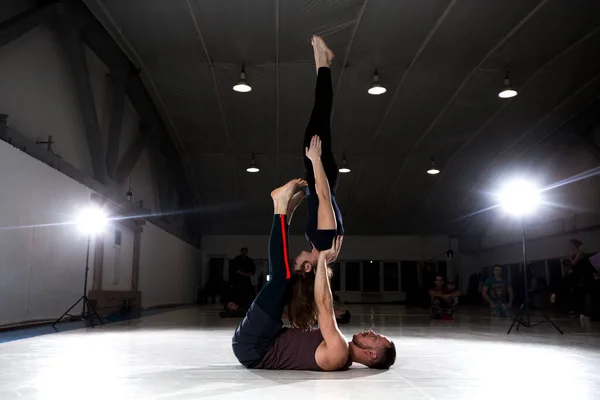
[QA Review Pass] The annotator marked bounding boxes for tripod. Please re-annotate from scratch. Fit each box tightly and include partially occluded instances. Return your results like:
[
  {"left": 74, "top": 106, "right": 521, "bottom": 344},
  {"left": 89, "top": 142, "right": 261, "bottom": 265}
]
[
  {"left": 52, "top": 235, "right": 104, "bottom": 328},
  {"left": 507, "top": 224, "right": 563, "bottom": 334}
]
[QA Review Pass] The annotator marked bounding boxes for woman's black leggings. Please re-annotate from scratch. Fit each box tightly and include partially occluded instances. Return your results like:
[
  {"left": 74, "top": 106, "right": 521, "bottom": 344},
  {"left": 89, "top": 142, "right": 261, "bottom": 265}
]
[
  {"left": 303, "top": 67, "right": 339, "bottom": 192},
  {"left": 253, "top": 214, "right": 292, "bottom": 319}
]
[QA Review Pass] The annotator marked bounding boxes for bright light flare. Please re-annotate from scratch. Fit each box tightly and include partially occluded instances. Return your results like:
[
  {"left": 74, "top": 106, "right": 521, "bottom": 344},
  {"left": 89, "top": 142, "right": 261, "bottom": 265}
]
[
  {"left": 497, "top": 180, "right": 540, "bottom": 216},
  {"left": 75, "top": 207, "right": 108, "bottom": 234}
]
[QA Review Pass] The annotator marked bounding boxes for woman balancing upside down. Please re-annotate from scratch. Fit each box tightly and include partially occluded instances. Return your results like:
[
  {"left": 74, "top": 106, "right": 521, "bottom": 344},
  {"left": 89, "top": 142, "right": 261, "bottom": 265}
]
[{"left": 285, "top": 35, "right": 350, "bottom": 328}]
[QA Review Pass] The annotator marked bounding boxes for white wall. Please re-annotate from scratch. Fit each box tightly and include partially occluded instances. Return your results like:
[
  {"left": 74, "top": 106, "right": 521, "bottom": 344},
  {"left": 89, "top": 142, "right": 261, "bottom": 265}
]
[
  {"left": 139, "top": 222, "right": 201, "bottom": 307},
  {"left": 0, "top": 26, "right": 199, "bottom": 326},
  {"left": 0, "top": 139, "right": 201, "bottom": 326},
  {"left": 0, "top": 25, "right": 159, "bottom": 214},
  {"left": 0, "top": 25, "right": 92, "bottom": 174}
]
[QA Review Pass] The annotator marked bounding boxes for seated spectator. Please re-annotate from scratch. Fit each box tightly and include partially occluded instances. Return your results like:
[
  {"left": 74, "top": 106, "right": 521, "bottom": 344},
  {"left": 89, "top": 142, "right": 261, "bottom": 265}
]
[
  {"left": 429, "top": 275, "right": 461, "bottom": 320},
  {"left": 482, "top": 265, "right": 513, "bottom": 317}
]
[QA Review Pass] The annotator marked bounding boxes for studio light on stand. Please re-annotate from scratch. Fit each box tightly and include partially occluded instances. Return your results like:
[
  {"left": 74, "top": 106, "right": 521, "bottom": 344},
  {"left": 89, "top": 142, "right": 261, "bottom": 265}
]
[
  {"left": 498, "top": 180, "right": 563, "bottom": 335},
  {"left": 52, "top": 206, "right": 108, "bottom": 329}
]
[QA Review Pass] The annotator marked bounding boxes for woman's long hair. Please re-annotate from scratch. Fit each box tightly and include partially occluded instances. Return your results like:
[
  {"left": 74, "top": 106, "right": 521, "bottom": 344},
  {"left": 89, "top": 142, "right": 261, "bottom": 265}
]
[{"left": 287, "top": 262, "right": 333, "bottom": 329}]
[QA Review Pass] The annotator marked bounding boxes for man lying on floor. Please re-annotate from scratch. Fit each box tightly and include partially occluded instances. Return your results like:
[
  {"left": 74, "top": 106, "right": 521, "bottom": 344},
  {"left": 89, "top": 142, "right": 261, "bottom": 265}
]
[{"left": 231, "top": 179, "right": 396, "bottom": 371}]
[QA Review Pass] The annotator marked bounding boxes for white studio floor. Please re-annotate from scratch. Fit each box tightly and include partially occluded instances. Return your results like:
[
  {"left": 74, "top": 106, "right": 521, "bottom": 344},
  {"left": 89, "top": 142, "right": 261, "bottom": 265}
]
[{"left": 1, "top": 305, "right": 599, "bottom": 400}]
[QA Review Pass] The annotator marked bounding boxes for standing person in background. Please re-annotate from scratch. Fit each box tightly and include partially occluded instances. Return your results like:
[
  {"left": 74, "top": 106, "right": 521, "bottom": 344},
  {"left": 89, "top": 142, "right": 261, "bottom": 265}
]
[
  {"left": 222, "top": 249, "right": 257, "bottom": 317},
  {"left": 233, "top": 248, "right": 257, "bottom": 279},
  {"left": 482, "top": 265, "right": 513, "bottom": 317},
  {"left": 567, "top": 239, "right": 596, "bottom": 326}
]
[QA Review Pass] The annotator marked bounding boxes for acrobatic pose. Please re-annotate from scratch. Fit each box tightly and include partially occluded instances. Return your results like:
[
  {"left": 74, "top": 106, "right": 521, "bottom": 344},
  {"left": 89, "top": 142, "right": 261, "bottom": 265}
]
[
  {"left": 290, "top": 35, "right": 343, "bottom": 268},
  {"left": 231, "top": 179, "right": 396, "bottom": 371},
  {"left": 283, "top": 35, "right": 351, "bottom": 328}
]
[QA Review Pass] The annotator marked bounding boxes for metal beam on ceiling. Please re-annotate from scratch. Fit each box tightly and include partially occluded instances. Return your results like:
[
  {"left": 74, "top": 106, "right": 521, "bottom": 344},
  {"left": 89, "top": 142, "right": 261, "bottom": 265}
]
[
  {"left": 344, "top": 0, "right": 459, "bottom": 216},
  {"left": 148, "top": 136, "right": 169, "bottom": 217},
  {"left": 114, "top": 124, "right": 157, "bottom": 184},
  {"left": 50, "top": 3, "right": 108, "bottom": 183},
  {"left": 0, "top": 1, "right": 55, "bottom": 48},
  {"left": 106, "top": 72, "right": 128, "bottom": 180},
  {"left": 74, "top": 0, "right": 201, "bottom": 235}
]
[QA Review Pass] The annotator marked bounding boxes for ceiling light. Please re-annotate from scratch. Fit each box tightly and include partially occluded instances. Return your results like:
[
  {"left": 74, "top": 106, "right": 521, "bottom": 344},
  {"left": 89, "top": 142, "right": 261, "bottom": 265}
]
[
  {"left": 339, "top": 154, "right": 351, "bottom": 173},
  {"left": 368, "top": 70, "right": 386, "bottom": 95},
  {"left": 427, "top": 157, "right": 440, "bottom": 175},
  {"left": 498, "top": 71, "right": 517, "bottom": 99},
  {"left": 233, "top": 66, "right": 252, "bottom": 93},
  {"left": 246, "top": 153, "right": 259, "bottom": 173}
]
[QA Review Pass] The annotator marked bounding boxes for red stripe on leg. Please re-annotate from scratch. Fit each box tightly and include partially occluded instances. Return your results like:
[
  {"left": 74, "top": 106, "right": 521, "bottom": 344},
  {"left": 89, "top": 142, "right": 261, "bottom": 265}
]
[{"left": 280, "top": 215, "right": 291, "bottom": 279}]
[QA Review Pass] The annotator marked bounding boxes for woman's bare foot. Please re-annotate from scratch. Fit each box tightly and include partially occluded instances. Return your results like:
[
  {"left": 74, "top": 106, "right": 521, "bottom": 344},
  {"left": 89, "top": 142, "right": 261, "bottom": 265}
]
[
  {"left": 286, "top": 190, "right": 306, "bottom": 225},
  {"left": 271, "top": 178, "right": 307, "bottom": 203},
  {"left": 311, "top": 35, "right": 334, "bottom": 72}
]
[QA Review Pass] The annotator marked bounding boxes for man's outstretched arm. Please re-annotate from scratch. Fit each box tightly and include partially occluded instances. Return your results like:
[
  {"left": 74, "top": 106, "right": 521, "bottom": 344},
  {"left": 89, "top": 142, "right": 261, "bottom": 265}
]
[{"left": 314, "top": 238, "right": 347, "bottom": 370}]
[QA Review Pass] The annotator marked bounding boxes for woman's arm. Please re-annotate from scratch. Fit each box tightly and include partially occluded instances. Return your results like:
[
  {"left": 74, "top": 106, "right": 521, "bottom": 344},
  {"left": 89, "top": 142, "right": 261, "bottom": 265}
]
[
  {"left": 306, "top": 136, "right": 336, "bottom": 230},
  {"left": 570, "top": 251, "right": 583, "bottom": 265}
]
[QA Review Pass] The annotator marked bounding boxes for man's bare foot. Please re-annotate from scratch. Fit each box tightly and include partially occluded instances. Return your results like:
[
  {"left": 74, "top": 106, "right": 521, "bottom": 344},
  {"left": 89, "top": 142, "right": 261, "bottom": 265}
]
[
  {"left": 271, "top": 178, "right": 307, "bottom": 203},
  {"left": 311, "top": 35, "right": 334, "bottom": 71}
]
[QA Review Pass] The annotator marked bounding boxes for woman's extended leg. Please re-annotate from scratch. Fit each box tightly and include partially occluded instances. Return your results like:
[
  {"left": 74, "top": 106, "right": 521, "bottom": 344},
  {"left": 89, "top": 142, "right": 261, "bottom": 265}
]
[
  {"left": 231, "top": 179, "right": 306, "bottom": 367},
  {"left": 303, "top": 36, "right": 337, "bottom": 192},
  {"left": 303, "top": 35, "right": 344, "bottom": 237}
]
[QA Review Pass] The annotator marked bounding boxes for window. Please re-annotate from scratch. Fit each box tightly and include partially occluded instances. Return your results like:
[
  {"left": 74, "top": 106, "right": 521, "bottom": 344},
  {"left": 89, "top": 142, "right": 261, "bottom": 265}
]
[
  {"left": 401, "top": 261, "right": 419, "bottom": 305},
  {"left": 331, "top": 262, "right": 341, "bottom": 292},
  {"left": 114, "top": 230, "right": 122, "bottom": 246},
  {"left": 383, "top": 262, "right": 399, "bottom": 291},
  {"left": 362, "top": 261, "right": 380, "bottom": 292},
  {"left": 548, "top": 259, "right": 562, "bottom": 286},
  {"left": 345, "top": 262, "right": 361, "bottom": 291},
  {"left": 401, "top": 261, "right": 418, "bottom": 292}
]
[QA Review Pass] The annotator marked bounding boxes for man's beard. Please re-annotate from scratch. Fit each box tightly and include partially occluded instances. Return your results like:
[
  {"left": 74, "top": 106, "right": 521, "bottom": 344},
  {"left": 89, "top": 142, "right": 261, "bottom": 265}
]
[{"left": 352, "top": 336, "right": 367, "bottom": 349}]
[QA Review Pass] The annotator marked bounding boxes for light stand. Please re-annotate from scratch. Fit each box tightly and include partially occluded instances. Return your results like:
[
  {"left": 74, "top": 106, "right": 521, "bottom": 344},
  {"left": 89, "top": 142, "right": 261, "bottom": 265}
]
[
  {"left": 507, "top": 220, "right": 562, "bottom": 334},
  {"left": 52, "top": 234, "right": 104, "bottom": 328}
]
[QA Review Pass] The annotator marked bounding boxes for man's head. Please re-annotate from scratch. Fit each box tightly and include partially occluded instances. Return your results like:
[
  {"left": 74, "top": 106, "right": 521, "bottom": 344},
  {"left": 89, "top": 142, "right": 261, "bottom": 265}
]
[
  {"left": 434, "top": 275, "right": 445, "bottom": 288},
  {"left": 493, "top": 265, "right": 502, "bottom": 278},
  {"left": 240, "top": 248, "right": 248, "bottom": 256},
  {"left": 350, "top": 330, "right": 396, "bottom": 369},
  {"left": 294, "top": 250, "right": 316, "bottom": 272}
]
